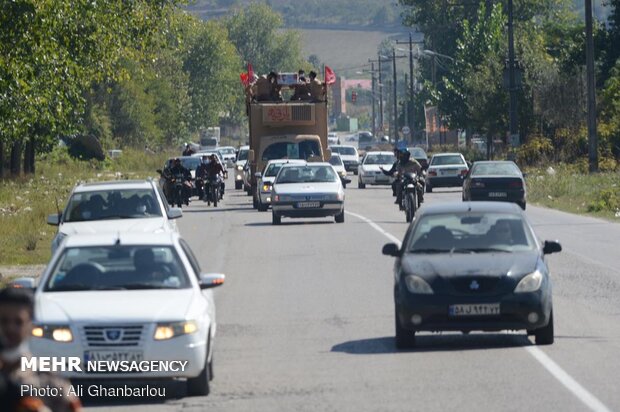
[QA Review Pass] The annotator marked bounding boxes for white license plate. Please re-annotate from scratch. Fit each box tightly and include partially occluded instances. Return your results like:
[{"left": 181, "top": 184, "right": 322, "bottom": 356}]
[
  {"left": 488, "top": 192, "right": 508, "bottom": 198},
  {"left": 84, "top": 351, "right": 143, "bottom": 363},
  {"left": 441, "top": 169, "right": 457, "bottom": 176},
  {"left": 449, "top": 303, "right": 500, "bottom": 317},
  {"left": 296, "top": 201, "right": 320, "bottom": 208}
]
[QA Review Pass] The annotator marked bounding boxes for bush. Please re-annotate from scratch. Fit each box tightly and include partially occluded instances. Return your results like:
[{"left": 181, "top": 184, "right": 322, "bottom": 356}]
[
  {"left": 587, "top": 188, "right": 620, "bottom": 212},
  {"left": 515, "top": 135, "right": 554, "bottom": 166}
]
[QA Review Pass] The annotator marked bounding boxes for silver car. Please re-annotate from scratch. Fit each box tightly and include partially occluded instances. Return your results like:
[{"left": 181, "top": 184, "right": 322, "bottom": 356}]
[
  {"left": 426, "top": 152, "right": 469, "bottom": 192},
  {"left": 256, "top": 159, "right": 306, "bottom": 212},
  {"left": 234, "top": 145, "right": 249, "bottom": 190},
  {"left": 271, "top": 163, "right": 345, "bottom": 225}
]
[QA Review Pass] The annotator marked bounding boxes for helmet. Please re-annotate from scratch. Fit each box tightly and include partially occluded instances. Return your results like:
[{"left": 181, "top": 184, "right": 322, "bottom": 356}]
[
  {"left": 173, "top": 158, "right": 181, "bottom": 165},
  {"left": 395, "top": 140, "right": 408, "bottom": 152}
]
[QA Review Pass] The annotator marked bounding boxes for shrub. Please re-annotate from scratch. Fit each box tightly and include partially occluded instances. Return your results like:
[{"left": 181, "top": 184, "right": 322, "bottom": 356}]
[{"left": 587, "top": 188, "right": 620, "bottom": 212}]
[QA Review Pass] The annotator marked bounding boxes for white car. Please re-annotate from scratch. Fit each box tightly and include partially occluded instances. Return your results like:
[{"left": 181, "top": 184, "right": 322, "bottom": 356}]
[
  {"left": 426, "top": 152, "right": 469, "bottom": 192},
  {"left": 234, "top": 145, "right": 249, "bottom": 191},
  {"left": 30, "top": 232, "right": 225, "bottom": 396},
  {"left": 47, "top": 180, "right": 181, "bottom": 253},
  {"left": 192, "top": 150, "right": 224, "bottom": 168},
  {"left": 330, "top": 145, "right": 359, "bottom": 174},
  {"left": 217, "top": 146, "right": 237, "bottom": 168},
  {"left": 329, "top": 153, "right": 349, "bottom": 188},
  {"left": 357, "top": 151, "right": 397, "bottom": 189},
  {"left": 256, "top": 159, "right": 306, "bottom": 212},
  {"left": 271, "top": 162, "right": 345, "bottom": 224},
  {"left": 327, "top": 132, "right": 340, "bottom": 145}
]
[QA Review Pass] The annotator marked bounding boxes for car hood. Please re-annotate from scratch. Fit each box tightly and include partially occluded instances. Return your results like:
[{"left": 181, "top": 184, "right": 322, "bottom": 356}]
[
  {"left": 361, "top": 164, "right": 392, "bottom": 172},
  {"left": 35, "top": 289, "right": 197, "bottom": 323},
  {"left": 401, "top": 251, "right": 539, "bottom": 279},
  {"left": 274, "top": 181, "right": 341, "bottom": 194},
  {"left": 339, "top": 155, "right": 358, "bottom": 162},
  {"left": 60, "top": 218, "right": 167, "bottom": 236}
]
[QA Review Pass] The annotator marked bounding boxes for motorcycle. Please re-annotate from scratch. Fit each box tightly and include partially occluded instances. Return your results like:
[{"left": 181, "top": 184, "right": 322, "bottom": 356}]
[
  {"left": 204, "top": 175, "right": 221, "bottom": 207},
  {"left": 400, "top": 172, "right": 424, "bottom": 223}
]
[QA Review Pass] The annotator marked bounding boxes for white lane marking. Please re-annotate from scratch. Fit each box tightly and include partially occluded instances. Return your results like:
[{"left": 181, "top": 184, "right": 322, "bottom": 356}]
[
  {"left": 347, "top": 209, "right": 612, "bottom": 412},
  {"left": 525, "top": 347, "right": 611, "bottom": 412},
  {"left": 345, "top": 211, "right": 401, "bottom": 246}
]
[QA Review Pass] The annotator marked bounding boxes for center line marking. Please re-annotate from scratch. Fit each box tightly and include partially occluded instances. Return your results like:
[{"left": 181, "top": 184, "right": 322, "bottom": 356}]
[{"left": 346, "top": 209, "right": 612, "bottom": 412}]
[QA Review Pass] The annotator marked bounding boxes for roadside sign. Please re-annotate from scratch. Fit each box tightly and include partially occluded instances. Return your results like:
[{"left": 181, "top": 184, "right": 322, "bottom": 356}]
[{"left": 402, "top": 126, "right": 411, "bottom": 136}]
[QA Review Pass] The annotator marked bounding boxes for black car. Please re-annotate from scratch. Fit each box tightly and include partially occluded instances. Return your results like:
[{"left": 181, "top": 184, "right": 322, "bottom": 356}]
[
  {"left": 408, "top": 146, "right": 429, "bottom": 170},
  {"left": 382, "top": 202, "right": 561, "bottom": 349},
  {"left": 462, "top": 160, "right": 526, "bottom": 210}
]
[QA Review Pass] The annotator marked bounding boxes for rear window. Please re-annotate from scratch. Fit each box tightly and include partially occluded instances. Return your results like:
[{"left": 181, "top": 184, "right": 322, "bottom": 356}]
[
  {"left": 472, "top": 162, "right": 520, "bottom": 176},
  {"left": 329, "top": 155, "right": 343, "bottom": 166},
  {"left": 431, "top": 155, "right": 465, "bottom": 166},
  {"left": 364, "top": 154, "right": 395, "bottom": 165},
  {"left": 264, "top": 163, "right": 283, "bottom": 177},
  {"left": 275, "top": 165, "right": 338, "bottom": 184}
]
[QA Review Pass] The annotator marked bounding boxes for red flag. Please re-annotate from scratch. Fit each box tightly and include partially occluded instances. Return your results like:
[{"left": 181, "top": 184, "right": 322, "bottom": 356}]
[
  {"left": 324, "top": 65, "right": 336, "bottom": 85},
  {"left": 247, "top": 63, "right": 254, "bottom": 82},
  {"left": 240, "top": 72, "right": 249, "bottom": 86}
]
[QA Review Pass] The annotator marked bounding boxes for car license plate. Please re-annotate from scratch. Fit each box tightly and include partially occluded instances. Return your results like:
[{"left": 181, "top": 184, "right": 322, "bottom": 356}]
[
  {"left": 296, "top": 201, "right": 320, "bottom": 208},
  {"left": 448, "top": 303, "right": 500, "bottom": 317},
  {"left": 441, "top": 169, "right": 457, "bottom": 176},
  {"left": 84, "top": 350, "right": 143, "bottom": 363},
  {"left": 488, "top": 192, "right": 508, "bottom": 198}
]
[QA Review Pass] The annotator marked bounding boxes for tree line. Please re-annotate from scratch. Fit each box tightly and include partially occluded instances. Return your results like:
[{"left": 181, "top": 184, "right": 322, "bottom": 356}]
[
  {"left": 0, "top": 1, "right": 308, "bottom": 177},
  {"left": 399, "top": 0, "right": 620, "bottom": 168}
]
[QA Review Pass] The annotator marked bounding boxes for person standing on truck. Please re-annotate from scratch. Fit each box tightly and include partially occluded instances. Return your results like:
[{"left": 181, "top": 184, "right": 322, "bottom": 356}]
[
  {"left": 254, "top": 74, "right": 271, "bottom": 102},
  {"left": 267, "top": 71, "right": 282, "bottom": 101},
  {"left": 309, "top": 71, "right": 325, "bottom": 102}
]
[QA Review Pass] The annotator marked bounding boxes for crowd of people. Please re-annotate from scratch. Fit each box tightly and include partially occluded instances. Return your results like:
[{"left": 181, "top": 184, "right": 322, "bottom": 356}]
[{"left": 247, "top": 69, "right": 326, "bottom": 103}]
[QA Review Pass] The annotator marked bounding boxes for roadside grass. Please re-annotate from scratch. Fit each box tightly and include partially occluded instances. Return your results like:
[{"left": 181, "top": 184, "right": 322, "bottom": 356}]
[
  {"left": 525, "top": 164, "right": 620, "bottom": 220},
  {"left": 0, "top": 147, "right": 172, "bottom": 266}
]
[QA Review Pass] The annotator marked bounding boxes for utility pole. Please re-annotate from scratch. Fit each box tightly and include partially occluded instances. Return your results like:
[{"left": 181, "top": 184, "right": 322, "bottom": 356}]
[
  {"left": 396, "top": 34, "right": 421, "bottom": 143},
  {"left": 378, "top": 54, "right": 384, "bottom": 136},
  {"left": 371, "top": 62, "right": 376, "bottom": 137},
  {"left": 392, "top": 48, "right": 398, "bottom": 143},
  {"left": 585, "top": 0, "right": 598, "bottom": 172},
  {"left": 508, "top": 0, "right": 519, "bottom": 146}
]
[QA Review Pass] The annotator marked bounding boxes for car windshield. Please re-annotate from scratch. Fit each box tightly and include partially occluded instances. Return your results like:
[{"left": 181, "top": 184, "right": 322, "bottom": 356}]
[
  {"left": 365, "top": 154, "right": 395, "bottom": 165},
  {"left": 410, "top": 148, "right": 427, "bottom": 158},
  {"left": 264, "top": 163, "right": 284, "bottom": 177},
  {"left": 64, "top": 189, "right": 162, "bottom": 222},
  {"left": 329, "top": 156, "right": 343, "bottom": 166},
  {"left": 359, "top": 132, "right": 373, "bottom": 143},
  {"left": 406, "top": 213, "right": 536, "bottom": 253},
  {"left": 219, "top": 148, "right": 235, "bottom": 155},
  {"left": 44, "top": 245, "right": 191, "bottom": 291},
  {"left": 168, "top": 157, "right": 201, "bottom": 170},
  {"left": 472, "top": 162, "right": 520, "bottom": 176},
  {"left": 262, "top": 140, "right": 322, "bottom": 161},
  {"left": 332, "top": 146, "right": 356, "bottom": 156},
  {"left": 431, "top": 155, "right": 465, "bottom": 166},
  {"left": 237, "top": 150, "right": 248, "bottom": 161},
  {"left": 276, "top": 165, "right": 338, "bottom": 184},
  {"left": 200, "top": 137, "right": 218, "bottom": 147}
]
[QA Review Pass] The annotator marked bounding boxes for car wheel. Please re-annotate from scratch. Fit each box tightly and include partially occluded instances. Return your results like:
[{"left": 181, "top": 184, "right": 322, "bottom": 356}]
[
  {"left": 394, "top": 307, "right": 415, "bottom": 349},
  {"left": 335, "top": 210, "right": 345, "bottom": 223},
  {"left": 353, "top": 170, "right": 358, "bottom": 176},
  {"left": 272, "top": 212, "right": 281, "bottom": 225},
  {"left": 187, "top": 336, "right": 211, "bottom": 396},
  {"left": 535, "top": 310, "right": 554, "bottom": 345},
  {"left": 252, "top": 195, "right": 258, "bottom": 209},
  {"left": 235, "top": 181, "right": 242, "bottom": 190},
  {"left": 257, "top": 201, "right": 268, "bottom": 212},
  {"left": 358, "top": 179, "right": 366, "bottom": 189},
  {"left": 425, "top": 184, "right": 432, "bottom": 193}
]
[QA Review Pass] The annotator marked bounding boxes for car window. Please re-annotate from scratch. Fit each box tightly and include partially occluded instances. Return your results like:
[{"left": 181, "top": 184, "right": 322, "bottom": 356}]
[
  {"left": 262, "top": 140, "right": 322, "bottom": 161},
  {"left": 64, "top": 189, "right": 162, "bottom": 222},
  {"left": 155, "top": 185, "right": 170, "bottom": 214},
  {"left": 431, "top": 155, "right": 465, "bottom": 166},
  {"left": 44, "top": 245, "right": 191, "bottom": 291},
  {"left": 276, "top": 165, "right": 338, "bottom": 183},
  {"left": 219, "top": 148, "right": 235, "bottom": 155},
  {"left": 329, "top": 156, "right": 343, "bottom": 166},
  {"left": 179, "top": 238, "right": 201, "bottom": 279},
  {"left": 410, "top": 148, "right": 427, "bottom": 158},
  {"left": 472, "top": 163, "right": 520, "bottom": 176},
  {"left": 406, "top": 213, "right": 536, "bottom": 253},
  {"left": 364, "top": 154, "right": 395, "bottom": 165},
  {"left": 237, "top": 150, "right": 249, "bottom": 161},
  {"left": 264, "top": 163, "right": 284, "bottom": 177}
]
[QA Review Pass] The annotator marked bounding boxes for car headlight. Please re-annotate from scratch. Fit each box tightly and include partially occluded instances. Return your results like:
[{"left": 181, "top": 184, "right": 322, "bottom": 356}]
[
  {"left": 154, "top": 320, "right": 199, "bottom": 340},
  {"left": 261, "top": 183, "right": 271, "bottom": 192},
  {"left": 32, "top": 325, "right": 73, "bottom": 342},
  {"left": 237, "top": 165, "right": 243, "bottom": 171},
  {"left": 514, "top": 270, "right": 543, "bottom": 293},
  {"left": 404, "top": 275, "right": 434, "bottom": 294}
]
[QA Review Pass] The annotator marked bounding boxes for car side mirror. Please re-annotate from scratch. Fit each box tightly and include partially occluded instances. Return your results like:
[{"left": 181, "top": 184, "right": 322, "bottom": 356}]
[
  {"left": 248, "top": 150, "right": 255, "bottom": 162},
  {"left": 543, "top": 240, "right": 562, "bottom": 255},
  {"left": 382, "top": 243, "right": 400, "bottom": 257},
  {"left": 199, "top": 273, "right": 225, "bottom": 289},
  {"left": 344, "top": 178, "right": 352, "bottom": 184},
  {"left": 47, "top": 213, "right": 60, "bottom": 226},
  {"left": 254, "top": 172, "right": 262, "bottom": 178},
  {"left": 167, "top": 208, "right": 183, "bottom": 219},
  {"left": 9, "top": 277, "right": 36, "bottom": 290}
]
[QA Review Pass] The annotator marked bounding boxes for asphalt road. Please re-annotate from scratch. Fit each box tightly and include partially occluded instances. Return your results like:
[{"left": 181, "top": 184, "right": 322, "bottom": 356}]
[{"left": 83, "top": 174, "right": 620, "bottom": 412}]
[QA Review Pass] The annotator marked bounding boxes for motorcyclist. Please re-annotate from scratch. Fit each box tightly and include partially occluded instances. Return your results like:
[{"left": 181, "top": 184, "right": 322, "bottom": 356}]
[
  {"left": 195, "top": 155, "right": 209, "bottom": 200},
  {"left": 182, "top": 143, "right": 195, "bottom": 156},
  {"left": 205, "top": 154, "right": 227, "bottom": 200},
  {"left": 380, "top": 148, "right": 423, "bottom": 208},
  {"left": 168, "top": 158, "right": 192, "bottom": 205}
]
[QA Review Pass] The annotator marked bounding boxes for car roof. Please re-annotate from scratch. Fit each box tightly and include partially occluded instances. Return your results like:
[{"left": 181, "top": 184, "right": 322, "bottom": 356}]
[
  {"left": 73, "top": 180, "right": 153, "bottom": 193},
  {"left": 431, "top": 152, "right": 463, "bottom": 157},
  {"left": 365, "top": 151, "right": 394, "bottom": 155},
  {"left": 266, "top": 159, "right": 306, "bottom": 166},
  {"left": 279, "top": 161, "right": 333, "bottom": 168},
  {"left": 238, "top": 145, "right": 249, "bottom": 150},
  {"left": 330, "top": 144, "right": 356, "bottom": 149},
  {"left": 61, "top": 232, "right": 180, "bottom": 248},
  {"left": 418, "top": 201, "right": 523, "bottom": 217}
]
